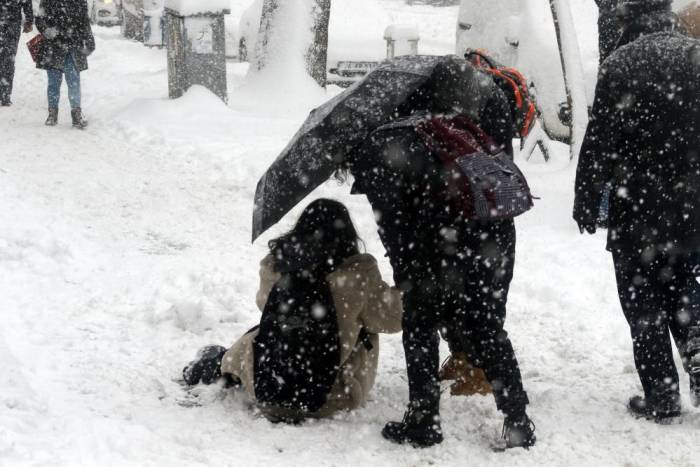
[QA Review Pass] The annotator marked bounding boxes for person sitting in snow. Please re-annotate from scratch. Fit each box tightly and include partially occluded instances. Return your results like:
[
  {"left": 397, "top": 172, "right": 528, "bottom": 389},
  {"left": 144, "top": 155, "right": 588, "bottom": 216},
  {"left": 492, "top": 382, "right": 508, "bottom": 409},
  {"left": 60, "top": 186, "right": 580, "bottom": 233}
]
[
  {"left": 182, "top": 198, "right": 403, "bottom": 422},
  {"left": 574, "top": 0, "right": 700, "bottom": 422}
]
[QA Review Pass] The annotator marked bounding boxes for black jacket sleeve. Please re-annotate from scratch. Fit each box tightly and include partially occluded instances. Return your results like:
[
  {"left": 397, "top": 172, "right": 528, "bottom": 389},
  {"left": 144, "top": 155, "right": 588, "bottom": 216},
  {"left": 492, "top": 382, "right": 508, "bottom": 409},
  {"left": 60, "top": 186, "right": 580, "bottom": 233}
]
[
  {"left": 35, "top": 0, "right": 49, "bottom": 34},
  {"left": 82, "top": 8, "right": 95, "bottom": 54},
  {"left": 573, "top": 63, "right": 624, "bottom": 225},
  {"left": 22, "top": 0, "right": 34, "bottom": 24}
]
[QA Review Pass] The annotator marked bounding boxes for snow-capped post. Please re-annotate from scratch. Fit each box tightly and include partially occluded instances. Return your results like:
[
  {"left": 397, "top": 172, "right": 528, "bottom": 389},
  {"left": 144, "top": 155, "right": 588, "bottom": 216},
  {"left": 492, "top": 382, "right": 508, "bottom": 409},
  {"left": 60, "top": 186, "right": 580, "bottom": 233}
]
[
  {"left": 548, "top": 0, "right": 588, "bottom": 160},
  {"left": 384, "top": 25, "right": 420, "bottom": 59},
  {"left": 164, "top": 0, "right": 230, "bottom": 102},
  {"left": 253, "top": 0, "right": 331, "bottom": 88}
]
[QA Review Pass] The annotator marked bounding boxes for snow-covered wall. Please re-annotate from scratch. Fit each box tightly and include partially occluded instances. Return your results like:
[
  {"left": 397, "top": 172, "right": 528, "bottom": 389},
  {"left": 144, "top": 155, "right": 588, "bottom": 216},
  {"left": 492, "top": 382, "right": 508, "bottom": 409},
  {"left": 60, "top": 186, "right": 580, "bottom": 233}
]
[{"left": 164, "top": 0, "right": 230, "bottom": 15}]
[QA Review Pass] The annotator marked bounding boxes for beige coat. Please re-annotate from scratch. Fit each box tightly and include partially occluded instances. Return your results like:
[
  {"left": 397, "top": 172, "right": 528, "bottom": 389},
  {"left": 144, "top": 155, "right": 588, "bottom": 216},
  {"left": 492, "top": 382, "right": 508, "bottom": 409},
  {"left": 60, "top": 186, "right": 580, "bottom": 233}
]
[
  {"left": 221, "top": 253, "right": 403, "bottom": 416},
  {"left": 679, "top": 2, "right": 700, "bottom": 39}
]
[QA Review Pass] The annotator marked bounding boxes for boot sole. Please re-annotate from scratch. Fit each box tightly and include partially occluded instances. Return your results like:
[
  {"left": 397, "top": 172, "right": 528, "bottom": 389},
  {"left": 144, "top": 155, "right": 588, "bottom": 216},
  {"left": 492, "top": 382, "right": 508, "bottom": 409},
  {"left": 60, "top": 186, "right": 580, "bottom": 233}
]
[
  {"left": 381, "top": 427, "right": 443, "bottom": 448},
  {"left": 491, "top": 439, "right": 535, "bottom": 452},
  {"left": 627, "top": 406, "right": 682, "bottom": 425}
]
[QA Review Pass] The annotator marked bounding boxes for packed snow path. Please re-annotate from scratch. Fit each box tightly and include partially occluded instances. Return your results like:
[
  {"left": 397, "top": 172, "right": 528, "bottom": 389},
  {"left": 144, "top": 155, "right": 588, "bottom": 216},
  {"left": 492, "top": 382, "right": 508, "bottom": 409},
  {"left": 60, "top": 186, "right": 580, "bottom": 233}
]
[{"left": 2, "top": 26, "right": 699, "bottom": 467}]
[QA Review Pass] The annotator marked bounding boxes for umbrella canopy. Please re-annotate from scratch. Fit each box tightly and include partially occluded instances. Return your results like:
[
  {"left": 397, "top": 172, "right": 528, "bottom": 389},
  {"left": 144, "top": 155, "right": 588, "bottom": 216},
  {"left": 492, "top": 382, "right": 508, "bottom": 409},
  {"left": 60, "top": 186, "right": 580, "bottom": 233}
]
[{"left": 252, "top": 54, "right": 497, "bottom": 242}]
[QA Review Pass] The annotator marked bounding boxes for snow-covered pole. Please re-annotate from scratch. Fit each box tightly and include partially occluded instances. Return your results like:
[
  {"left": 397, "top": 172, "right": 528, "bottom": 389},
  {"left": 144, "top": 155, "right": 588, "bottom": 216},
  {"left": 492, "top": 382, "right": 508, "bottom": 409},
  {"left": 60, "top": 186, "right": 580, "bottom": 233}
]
[{"left": 548, "top": 0, "right": 589, "bottom": 160}]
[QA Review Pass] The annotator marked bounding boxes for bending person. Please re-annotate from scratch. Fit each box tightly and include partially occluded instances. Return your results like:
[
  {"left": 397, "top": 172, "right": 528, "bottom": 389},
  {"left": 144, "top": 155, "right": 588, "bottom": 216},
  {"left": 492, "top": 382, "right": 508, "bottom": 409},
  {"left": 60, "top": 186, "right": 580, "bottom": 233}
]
[
  {"left": 183, "top": 199, "right": 403, "bottom": 422},
  {"left": 346, "top": 55, "right": 536, "bottom": 449}
]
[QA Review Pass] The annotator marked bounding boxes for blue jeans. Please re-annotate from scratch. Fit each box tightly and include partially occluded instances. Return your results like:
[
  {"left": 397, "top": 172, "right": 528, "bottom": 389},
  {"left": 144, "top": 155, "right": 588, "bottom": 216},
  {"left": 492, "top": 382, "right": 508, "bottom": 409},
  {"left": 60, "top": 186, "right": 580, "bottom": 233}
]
[{"left": 47, "top": 54, "right": 81, "bottom": 109}]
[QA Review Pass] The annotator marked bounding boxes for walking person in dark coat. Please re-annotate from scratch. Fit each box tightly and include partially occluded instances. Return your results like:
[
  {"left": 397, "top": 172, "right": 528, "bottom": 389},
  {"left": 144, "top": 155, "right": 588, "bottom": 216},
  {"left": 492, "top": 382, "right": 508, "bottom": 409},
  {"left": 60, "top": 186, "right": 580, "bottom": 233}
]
[
  {"left": 35, "top": 0, "right": 94, "bottom": 128},
  {"left": 345, "top": 60, "right": 535, "bottom": 449},
  {"left": 0, "top": 0, "right": 33, "bottom": 106},
  {"left": 574, "top": 0, "right": 700, "bottom": 422}
]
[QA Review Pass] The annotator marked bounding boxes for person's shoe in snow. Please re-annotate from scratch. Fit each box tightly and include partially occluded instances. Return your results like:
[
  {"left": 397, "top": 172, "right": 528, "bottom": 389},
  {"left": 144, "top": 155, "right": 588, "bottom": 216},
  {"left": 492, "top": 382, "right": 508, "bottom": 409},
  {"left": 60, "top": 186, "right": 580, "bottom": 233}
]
[
  {"left": 628, "top": 396, "right": 681, "bottom": 424},
  {"left": 1, "top": 99, "right": 11, "bottom": 107},
  {"left": 71, "top": 108, "right": 88, "bottom": 129},
  {"left": 182, "top": 345, "right": 227, "bottom": 386},
  {"left": 45, "top": 108, "right": 58, "bottom": 126},
  {"left": 382, "top": 403, "right": 443, "bottom": 448},
  {"left": 493, "top": 413, "right": 536, "bottom": 451}
]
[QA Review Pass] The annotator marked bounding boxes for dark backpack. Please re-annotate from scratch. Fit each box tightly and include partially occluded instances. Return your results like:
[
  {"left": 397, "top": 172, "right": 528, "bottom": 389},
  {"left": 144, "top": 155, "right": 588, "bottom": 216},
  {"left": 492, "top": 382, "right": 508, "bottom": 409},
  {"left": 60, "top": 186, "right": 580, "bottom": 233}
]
[
  {"left": 415, "top": 114, "right": 534, "bottom": 220},
  {"left": 253, "top": 269, "right": 341, "bottom": 414}
]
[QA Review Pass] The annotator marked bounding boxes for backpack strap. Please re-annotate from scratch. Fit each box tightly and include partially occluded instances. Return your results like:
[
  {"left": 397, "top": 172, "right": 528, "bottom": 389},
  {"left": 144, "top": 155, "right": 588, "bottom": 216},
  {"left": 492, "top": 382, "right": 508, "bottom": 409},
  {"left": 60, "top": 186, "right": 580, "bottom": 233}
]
[
  {"left": 464, "top": 49, "right": 537, "bottom": 138},
  {"left": 415, "top": 114, "right": 503, "bottom": 162},
  {"left": 355, "top": 327, "right": 374, "bottom": 352}
]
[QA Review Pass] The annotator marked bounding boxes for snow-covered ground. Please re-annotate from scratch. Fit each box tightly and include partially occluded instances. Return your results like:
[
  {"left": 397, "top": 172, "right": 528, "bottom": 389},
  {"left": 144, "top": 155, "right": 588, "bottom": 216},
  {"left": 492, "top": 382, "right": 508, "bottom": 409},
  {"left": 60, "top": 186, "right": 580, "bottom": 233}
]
[{"left": 1, "top": 4, "right": 699, "bottom": 467}]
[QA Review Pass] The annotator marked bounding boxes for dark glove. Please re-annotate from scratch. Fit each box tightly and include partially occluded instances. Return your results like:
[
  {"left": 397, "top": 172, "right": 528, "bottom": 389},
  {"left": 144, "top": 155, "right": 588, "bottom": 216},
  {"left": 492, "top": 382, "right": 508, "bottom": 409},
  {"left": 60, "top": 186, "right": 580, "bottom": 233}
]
[
  {"left": 23, "top": 21, "right": 33, "bottom": 33},
  {"left": 578, "top": 221, "right": 597, "bottom": 235}
]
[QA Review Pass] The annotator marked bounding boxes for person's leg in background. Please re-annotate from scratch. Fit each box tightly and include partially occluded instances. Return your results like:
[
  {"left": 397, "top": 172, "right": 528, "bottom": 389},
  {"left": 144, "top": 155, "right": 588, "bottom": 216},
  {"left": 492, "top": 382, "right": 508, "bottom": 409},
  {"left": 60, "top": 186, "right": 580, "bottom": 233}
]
[
  {"left": 664, "top": 253, "right": 700, "bottom": 407},
  {"left": 613, "top": 249, "right": 682, "bottom": 421},
  {"left": 63, "top": 54, "right": 87, "bottom": 128},
  {"left": 0, "top": 23, "right": 21, "bottom": 106},
  {"left": 45, "top": 65, "right": 62, "bottom": 125}
]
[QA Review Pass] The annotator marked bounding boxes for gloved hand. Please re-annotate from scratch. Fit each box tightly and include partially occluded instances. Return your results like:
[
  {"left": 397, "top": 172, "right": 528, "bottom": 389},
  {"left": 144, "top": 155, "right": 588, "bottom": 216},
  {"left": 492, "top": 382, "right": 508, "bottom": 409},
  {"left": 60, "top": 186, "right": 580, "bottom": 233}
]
[
  {"left": 578, "top": 221, "right": 597, "bottom": 235},
  {"left": 23, "top": 21, "right": 33, "bottom": 33}
]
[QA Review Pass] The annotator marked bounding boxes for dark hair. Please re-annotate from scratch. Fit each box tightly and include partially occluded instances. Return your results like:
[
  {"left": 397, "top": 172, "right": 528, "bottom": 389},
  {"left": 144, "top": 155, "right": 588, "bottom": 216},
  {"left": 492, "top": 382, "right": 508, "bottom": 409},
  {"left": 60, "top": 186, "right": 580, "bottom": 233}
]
[{"left": 268, "top": 199, "right": 361, "bottom": 273}]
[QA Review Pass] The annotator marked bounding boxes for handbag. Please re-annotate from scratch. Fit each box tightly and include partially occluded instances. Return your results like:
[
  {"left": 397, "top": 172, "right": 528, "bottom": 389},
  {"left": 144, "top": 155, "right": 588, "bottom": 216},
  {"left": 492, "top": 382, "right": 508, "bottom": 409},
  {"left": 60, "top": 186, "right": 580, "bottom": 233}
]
[
  {"left": 416, "top": 114, "right": 535, "bottom": 220},
  {"left": 26, "top": 34, "right": 44, "bottom": 63}
]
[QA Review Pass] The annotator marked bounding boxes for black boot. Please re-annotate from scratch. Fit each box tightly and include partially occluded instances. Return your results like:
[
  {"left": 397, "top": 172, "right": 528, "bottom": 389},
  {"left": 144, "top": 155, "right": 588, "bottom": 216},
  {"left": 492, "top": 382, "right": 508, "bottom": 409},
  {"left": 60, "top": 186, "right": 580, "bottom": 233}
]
[
  {"left": 182, "top": 345, "right": 227, "bottom": 386},
  {"left": 493, "top": 413, "right": 536, "bottom": 451},
  {"left": 45, "top": 108, "right": 58, "bottom": 126},
  {"left": 690, "top": 358, "right": 700, "bottom": 408},
  {"left": 688, "top": 334, "right": 700, "bottom": 408},
  {"left": 71, "top": 107, "right": 88, "bottom": 129},
  {"left": 382, "top": 403, "right": 443, "bottom": 448},
  {"left": 628, "top": 395, "right": 681, "bottom": 424}
]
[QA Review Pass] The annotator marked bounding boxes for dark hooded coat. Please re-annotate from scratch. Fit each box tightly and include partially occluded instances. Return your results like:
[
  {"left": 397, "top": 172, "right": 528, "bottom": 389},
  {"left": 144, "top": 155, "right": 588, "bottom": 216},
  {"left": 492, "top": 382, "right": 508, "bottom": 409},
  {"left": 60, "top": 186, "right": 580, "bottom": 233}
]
[
  {"left": 35, "top": 0, "right": 94, "bottom": 71},
  {"left": 573, "top": 7, "right": 700, "bottom": 254},
  {"left": 347, "top": 84, "right": 516, "bottom": 290}
]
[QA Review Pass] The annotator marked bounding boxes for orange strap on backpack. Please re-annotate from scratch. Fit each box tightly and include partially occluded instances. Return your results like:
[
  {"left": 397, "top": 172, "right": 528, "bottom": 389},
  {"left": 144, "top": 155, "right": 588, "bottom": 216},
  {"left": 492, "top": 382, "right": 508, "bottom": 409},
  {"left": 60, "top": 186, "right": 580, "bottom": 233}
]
[{"left": 465, "top": 49, "right": 536, "bottom": 138}]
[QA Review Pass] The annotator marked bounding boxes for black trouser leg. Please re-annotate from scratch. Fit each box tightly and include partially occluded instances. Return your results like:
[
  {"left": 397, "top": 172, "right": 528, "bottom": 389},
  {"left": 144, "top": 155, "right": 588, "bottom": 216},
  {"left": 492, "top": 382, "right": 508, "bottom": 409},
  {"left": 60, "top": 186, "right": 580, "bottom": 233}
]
[
  {"left": 663, "top": 256, "right": 700, "bottom": 372},
  {"left": 453, "top": 224, "right": 528, "bottom": 416},
  {"left": 0, "top": 26, "right": 20, "bottom": 103},
  {"left": 613, "top": 251, "right": 685, "bottom": 406},
  {"left": 451, "top": 220, "right": 529, "bottom": 416},
  {"left": 402, "top": 285, "right": 442, "bottom": 412}
]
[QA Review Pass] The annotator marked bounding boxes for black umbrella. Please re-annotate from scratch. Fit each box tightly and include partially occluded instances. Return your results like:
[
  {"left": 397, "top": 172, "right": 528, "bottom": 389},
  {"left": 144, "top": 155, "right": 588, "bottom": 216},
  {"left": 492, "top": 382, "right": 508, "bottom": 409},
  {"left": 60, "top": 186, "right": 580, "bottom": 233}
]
[{"left": 251, "top": 54, "right": 496, "bottom": 242}]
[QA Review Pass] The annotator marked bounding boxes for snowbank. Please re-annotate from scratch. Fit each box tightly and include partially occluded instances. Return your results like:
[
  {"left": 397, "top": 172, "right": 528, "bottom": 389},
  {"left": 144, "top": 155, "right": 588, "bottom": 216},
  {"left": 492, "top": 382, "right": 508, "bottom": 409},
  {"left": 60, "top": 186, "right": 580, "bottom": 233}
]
[{"left": 114, "top": 85, "right": 234, "bottom": 140}]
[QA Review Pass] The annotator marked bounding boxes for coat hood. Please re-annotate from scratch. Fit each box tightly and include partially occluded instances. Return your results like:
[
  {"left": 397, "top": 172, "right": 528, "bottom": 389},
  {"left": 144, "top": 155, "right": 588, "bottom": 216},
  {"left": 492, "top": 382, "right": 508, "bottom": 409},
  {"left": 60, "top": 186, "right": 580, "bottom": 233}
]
[{"left": 615, "top": 1, "right": 678, "bottom": 48}]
